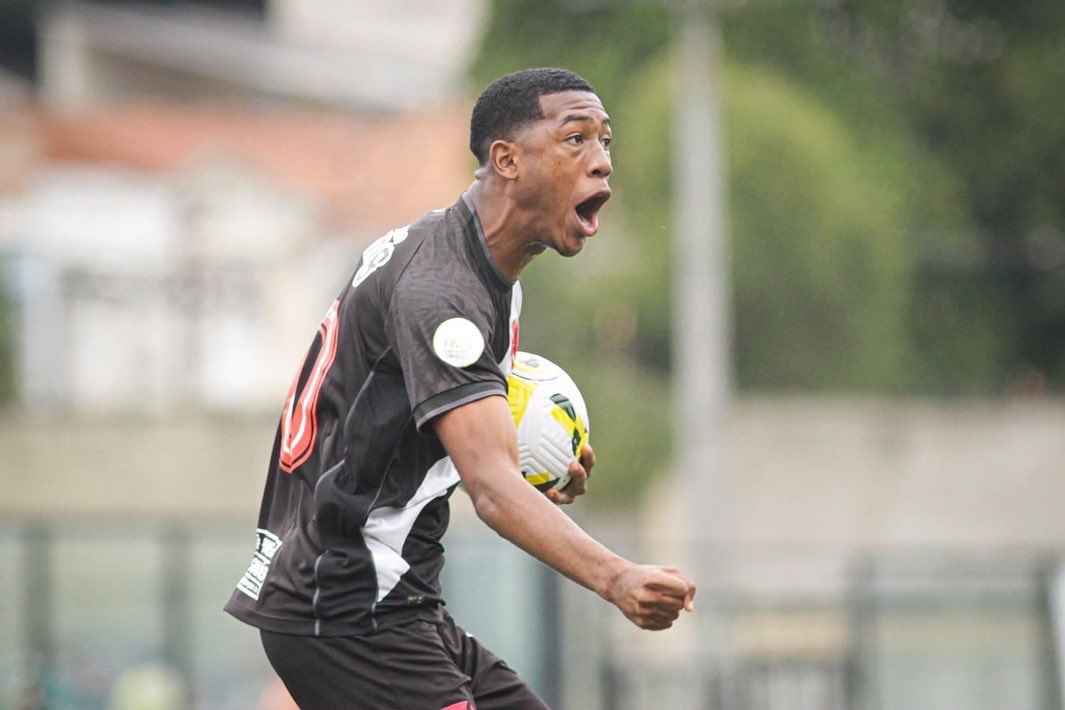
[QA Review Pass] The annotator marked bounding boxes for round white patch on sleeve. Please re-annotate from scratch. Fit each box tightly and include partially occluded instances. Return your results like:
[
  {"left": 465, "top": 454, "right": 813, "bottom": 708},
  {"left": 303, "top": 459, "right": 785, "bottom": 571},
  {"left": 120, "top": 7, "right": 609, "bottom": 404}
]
[{"left": 432, "top": 317, "right": 485, "bottom": 368}]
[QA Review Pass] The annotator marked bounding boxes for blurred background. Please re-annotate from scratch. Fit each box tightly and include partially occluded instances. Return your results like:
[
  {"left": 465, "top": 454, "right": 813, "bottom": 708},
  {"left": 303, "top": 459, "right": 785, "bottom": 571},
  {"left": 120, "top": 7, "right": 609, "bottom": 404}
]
[{"left": 1, "top": 0, "right": 1064, "bottom": 708}]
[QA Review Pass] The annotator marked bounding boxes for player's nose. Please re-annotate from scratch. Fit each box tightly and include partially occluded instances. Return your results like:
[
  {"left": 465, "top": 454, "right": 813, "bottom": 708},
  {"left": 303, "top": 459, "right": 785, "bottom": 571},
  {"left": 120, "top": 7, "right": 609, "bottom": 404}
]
[{"left": 589, "top": 142, "right": 612, "bottom": 178}]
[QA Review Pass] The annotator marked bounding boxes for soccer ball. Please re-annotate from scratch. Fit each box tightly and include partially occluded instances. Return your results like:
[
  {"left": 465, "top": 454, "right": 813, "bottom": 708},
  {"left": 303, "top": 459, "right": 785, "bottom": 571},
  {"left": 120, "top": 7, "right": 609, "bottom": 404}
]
[{"left": 507, "top": 351, "right": 590, "bottom": 492}]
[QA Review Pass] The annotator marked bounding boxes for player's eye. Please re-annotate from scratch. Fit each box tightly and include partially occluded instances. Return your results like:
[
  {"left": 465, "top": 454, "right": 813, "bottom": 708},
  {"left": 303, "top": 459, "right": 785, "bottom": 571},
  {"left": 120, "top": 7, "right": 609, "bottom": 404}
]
[
  {"left": 601, "top": 136, "right": 612, "bottom": 150},
  {"left": 566, "top": 134, "right": 584, "bottom": 146}
]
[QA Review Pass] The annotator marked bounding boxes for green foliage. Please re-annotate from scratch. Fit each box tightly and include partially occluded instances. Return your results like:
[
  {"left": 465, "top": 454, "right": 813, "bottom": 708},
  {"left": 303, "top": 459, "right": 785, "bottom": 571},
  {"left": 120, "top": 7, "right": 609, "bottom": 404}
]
[
  {"left": 566, "top": 357, "right": 673, "bottom": 509},
  {"left": 603, "top": 55, "right": 676, "bottom": 373},
  {"left": 723, "top": 0, "right": 1065, "bottom": 391},
  {"left": 726, "top": 63, "right": 912, "bottom": 390},
  {"left": 902, "top": 20, "right": 1065, "bottom": 389},
  {"left": 611, "top": 52, "right": 966, "bottom": 392},
  {"left": 472, "top": 0, "right": 1065, "bottom": 504},
  {"left": 470, "top": 0, "right": 671, "bottom": 116}
]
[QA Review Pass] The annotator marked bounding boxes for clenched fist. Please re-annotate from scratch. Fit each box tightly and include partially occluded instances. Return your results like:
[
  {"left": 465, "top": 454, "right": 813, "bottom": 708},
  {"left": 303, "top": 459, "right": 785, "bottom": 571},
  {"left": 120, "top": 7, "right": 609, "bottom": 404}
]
[{"left": 604, "top": 564, "right": 696, "bottom": 630}]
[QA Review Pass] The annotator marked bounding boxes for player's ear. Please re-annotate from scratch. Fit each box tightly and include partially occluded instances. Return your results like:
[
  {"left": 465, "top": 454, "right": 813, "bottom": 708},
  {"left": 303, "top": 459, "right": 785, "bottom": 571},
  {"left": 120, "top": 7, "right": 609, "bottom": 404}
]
[{"left": 488, "top": 139, "right": 520, "bottom": 180}]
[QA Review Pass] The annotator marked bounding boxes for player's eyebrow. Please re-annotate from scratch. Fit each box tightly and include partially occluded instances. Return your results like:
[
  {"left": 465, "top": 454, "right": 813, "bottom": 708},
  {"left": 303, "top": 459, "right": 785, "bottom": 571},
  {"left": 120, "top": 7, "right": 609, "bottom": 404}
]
[{"left": 560, "top": 114, "right": 611, "bottom": 130}]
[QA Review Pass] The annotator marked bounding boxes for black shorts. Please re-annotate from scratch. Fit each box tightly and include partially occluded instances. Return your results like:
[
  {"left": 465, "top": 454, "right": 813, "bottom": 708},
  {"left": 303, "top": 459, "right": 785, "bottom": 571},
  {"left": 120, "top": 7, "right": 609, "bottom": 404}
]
[{"left": 260, "top": 609, "right": 549, "bottom": 710}]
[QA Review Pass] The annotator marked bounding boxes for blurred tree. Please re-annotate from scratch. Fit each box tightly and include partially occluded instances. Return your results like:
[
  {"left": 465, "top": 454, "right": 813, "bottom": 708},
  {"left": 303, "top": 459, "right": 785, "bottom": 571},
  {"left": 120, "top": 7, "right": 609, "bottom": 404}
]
[
  {"left": 725, "top": 62, "right": 915, "bottom": 391},
  {"left": 471, "top": 0, "right": 1065, "bottom": 505},
  {"left": 472, "top": 1, "right": 937, "bottom": 504},
  {"left": 471, "top": 0, "right": 672, "bottom": 101},
  {"left": 473, "top": 0, "right": 1065, "bottom": 401},
  {"left": 726, "top": 0, "right": 1065, "bottom": 391}
]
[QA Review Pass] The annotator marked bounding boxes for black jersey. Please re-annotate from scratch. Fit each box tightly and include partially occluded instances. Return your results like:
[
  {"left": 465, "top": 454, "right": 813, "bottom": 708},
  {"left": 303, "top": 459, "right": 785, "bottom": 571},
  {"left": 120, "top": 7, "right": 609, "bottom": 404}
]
[{"left": 225, "top": 194, "right": 521, "bottom": 637}]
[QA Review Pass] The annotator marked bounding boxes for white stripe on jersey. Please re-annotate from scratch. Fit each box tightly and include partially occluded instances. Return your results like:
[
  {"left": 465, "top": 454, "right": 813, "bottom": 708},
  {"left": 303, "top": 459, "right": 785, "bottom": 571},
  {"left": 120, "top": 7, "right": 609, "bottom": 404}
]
[
  {"left": 364, "top": 280, "right": 520, "bottom": 604},
  {"left": 362, "top": 456, "right": 461, "bottom": 602}
]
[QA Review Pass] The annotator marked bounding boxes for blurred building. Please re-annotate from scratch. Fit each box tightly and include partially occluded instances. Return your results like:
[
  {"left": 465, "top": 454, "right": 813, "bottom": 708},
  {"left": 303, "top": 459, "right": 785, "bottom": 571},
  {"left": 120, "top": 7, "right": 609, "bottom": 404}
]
[
  {"left": 1, "top": 0, "right": 478, "bottom": 414},
  {"left": 2, "top": 101, "right": 471, "bottom": 413},
  {"left": 38, "top": 0, "right": 486, "bottom": 111},
  {"left": 1, "top": 3, "right": 487, "bottom": 707}
]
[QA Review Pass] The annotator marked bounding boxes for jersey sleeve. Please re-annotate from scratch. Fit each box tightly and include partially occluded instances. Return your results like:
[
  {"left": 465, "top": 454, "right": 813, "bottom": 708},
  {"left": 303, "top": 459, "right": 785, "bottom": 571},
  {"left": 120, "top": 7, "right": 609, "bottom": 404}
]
[{"left": 386, "top": 275, "right": 507, "bottom": 431}]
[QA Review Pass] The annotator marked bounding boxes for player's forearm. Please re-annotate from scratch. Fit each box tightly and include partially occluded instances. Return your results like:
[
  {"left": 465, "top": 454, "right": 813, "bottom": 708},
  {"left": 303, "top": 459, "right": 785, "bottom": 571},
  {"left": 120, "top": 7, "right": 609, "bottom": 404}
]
[
  {"left": 436, "top": 395, "right": 633, "bottom": 601},
  {"left": 465, "top": 462, "right": 631, "bottom": 601}
]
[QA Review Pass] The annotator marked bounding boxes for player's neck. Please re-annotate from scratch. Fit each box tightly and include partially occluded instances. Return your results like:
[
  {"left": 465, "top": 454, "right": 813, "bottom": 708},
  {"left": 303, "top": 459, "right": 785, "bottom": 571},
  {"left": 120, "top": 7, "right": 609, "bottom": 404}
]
[{"left": 466, "top": 180, "right": 539, "bottom": 281}]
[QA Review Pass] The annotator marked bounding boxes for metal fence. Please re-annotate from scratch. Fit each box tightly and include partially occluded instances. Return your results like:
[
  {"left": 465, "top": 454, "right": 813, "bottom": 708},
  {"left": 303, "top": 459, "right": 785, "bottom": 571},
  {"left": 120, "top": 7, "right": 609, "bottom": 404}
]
[
  {"left": 0, "top": 515, "right": 561, "bottom": 710},
  {"left": 1, "top": 517, "right": 1062, "bottom": 710},
  {"left": 597, "top": 552, "right": 1063, "bottom": 710}
]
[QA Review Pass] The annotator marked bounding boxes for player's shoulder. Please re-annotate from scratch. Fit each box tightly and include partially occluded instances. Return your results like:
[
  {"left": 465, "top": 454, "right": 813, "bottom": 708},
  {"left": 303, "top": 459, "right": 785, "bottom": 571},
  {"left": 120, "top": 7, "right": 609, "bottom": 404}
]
[
  {"left": 397, "top": 205, "right": 487, "bottom": 296},
  {"left": 345, "top": 203, "right": 456, "bottom": 290}
]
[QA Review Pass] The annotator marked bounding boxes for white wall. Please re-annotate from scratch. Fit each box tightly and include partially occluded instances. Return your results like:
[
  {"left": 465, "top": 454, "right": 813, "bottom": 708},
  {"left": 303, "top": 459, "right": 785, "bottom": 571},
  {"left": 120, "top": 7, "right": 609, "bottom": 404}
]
[
  {"left": 2, "top": 162, "right": 354, "bottom": 413},
  {"left": 38, "top": 0, "right": 486, "bottom": 110},
  {"left": 270, "top": 0, "right": 486, "bottom": 67},
  {"left": 5, "top": 397, "right": 1063, "bottom": 545}
]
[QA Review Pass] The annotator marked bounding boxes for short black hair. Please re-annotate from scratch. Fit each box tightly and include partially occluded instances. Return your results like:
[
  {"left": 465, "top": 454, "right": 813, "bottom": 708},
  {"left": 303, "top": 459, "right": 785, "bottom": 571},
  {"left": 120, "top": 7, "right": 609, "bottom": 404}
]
[{"left": 470, "top": 67, "right": 596, "bottom": 166}]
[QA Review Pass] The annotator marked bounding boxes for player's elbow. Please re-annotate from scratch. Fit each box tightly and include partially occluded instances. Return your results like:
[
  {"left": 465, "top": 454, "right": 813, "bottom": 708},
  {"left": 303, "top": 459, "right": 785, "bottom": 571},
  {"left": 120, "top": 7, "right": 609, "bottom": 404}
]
[
  {"left": 465, "top": 470, "right": 528, "bottom": 534},
  {"left": 467, "top": 481, "right": 507, "bottom": 530}
]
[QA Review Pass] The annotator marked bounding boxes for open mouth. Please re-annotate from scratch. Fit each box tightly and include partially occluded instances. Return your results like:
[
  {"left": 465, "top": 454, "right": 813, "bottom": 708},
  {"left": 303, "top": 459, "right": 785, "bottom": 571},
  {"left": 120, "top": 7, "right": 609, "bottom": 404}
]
[{"left": 574, "top": 190, "right": 611, "bottom": 235}]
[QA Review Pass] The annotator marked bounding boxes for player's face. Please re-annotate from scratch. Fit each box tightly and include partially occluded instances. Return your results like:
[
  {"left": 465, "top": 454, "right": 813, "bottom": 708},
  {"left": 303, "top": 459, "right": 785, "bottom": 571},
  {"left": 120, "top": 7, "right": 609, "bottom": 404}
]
[{"left": 516, "top": 91, "right": 613, "bottom": 257}]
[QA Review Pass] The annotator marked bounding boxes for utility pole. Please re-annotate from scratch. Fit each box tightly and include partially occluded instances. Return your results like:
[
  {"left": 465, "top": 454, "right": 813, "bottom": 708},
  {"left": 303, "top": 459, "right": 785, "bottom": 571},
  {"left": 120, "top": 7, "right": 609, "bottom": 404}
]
[
  {"left": 673, "top": 0, "right": 732, "bottom": 701},
  {"left": 673, "top": 0, "right": 731, "bottom": 563}
]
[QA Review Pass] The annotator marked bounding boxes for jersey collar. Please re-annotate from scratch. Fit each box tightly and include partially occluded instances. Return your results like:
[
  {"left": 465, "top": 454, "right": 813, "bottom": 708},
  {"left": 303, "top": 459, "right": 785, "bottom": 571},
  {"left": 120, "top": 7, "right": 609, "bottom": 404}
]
[{"left": 460, "top": 192, "right": 514, "bottom": 291}]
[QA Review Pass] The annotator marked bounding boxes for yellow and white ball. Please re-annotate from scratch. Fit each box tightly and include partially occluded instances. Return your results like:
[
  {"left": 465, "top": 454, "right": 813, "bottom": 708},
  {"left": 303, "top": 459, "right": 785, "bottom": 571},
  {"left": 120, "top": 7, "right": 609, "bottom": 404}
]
[{"left": 507, "top": 351, "right": 590, "bottom": 492}]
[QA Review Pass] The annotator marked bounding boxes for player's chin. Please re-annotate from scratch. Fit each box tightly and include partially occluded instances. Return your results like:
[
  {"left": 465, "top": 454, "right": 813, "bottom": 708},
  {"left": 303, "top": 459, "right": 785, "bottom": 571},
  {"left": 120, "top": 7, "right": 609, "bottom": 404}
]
[{"left": 554, "top": 233, "right": 587, "bottom": 258}]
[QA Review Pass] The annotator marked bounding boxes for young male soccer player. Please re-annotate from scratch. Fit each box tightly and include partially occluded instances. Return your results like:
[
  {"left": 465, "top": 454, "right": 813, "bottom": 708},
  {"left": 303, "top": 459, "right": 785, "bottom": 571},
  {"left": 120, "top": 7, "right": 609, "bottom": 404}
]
[{"left": 225, "top": 67, "right": 697, "bottom": 709}]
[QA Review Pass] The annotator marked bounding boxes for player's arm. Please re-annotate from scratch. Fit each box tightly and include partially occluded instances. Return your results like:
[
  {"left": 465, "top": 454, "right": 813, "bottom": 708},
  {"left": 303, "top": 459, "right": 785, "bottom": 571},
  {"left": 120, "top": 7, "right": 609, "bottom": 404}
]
[{"left": 434, "top": 394, "right": 696, "bottom": 630}]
